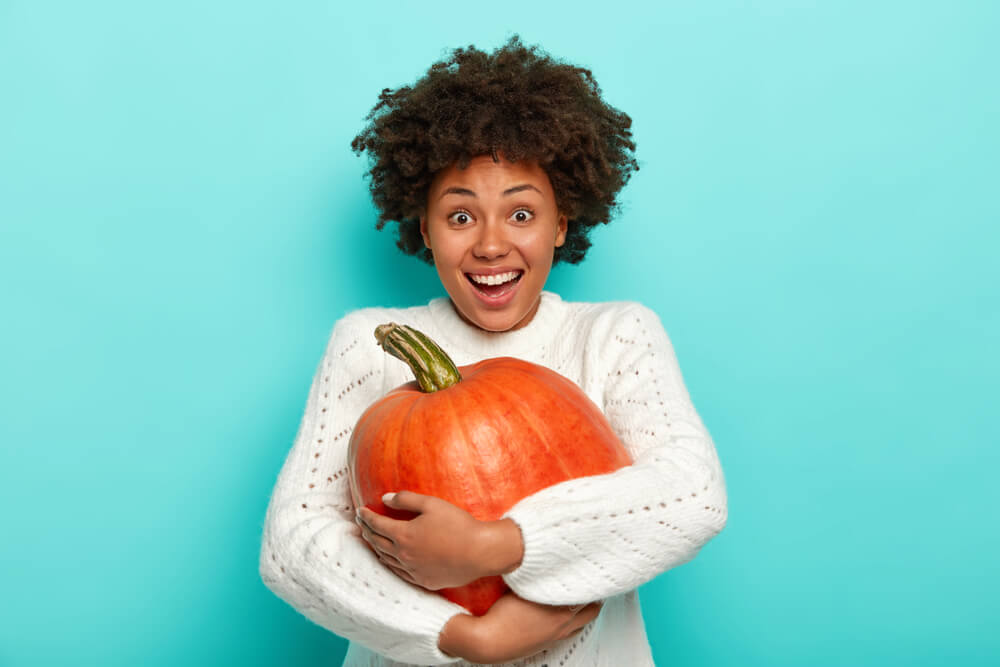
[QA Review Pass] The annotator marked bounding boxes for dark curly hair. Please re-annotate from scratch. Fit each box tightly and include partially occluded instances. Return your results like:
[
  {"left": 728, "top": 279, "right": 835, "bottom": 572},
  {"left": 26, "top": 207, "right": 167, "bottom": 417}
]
[{"left": 350, "top": 36, "right": 638, "bottom": 265}]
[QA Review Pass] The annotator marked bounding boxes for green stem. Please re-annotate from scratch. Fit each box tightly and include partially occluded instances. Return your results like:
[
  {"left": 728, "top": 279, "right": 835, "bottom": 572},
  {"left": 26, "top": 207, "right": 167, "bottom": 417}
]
[{"left": 374, "top": 323, "right": 462, "bottom": 393}]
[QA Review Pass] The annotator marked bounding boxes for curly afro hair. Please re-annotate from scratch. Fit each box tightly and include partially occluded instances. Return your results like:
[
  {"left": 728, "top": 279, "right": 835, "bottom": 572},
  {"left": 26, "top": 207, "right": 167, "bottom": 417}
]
[{"left": 351, "top": 36, "right": 638, "bottom": 265}]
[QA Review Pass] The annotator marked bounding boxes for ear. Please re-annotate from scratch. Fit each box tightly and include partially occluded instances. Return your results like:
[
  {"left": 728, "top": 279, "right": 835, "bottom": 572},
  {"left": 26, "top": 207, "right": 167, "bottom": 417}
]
[
  {"left": 419, "top": 215, "right": 431, "bottom": 249},
  {"left": 554, "top": 214, "right": 568, "bottom": 248}
]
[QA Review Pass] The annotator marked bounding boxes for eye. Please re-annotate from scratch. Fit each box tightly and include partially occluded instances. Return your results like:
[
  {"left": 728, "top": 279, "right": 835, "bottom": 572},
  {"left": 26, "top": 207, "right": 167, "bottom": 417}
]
[
  {"left": 448, "top": 211, "right": 473, "bottom": 226},
  {"left": 510, "top": 208, "right": 535, "bottom": 223}
]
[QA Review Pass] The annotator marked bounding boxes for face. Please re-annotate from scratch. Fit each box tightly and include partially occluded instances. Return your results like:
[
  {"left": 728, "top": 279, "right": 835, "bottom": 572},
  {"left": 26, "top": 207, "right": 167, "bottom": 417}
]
[{"left": 420, "top": 155, "right": 567, "bottom": 332}]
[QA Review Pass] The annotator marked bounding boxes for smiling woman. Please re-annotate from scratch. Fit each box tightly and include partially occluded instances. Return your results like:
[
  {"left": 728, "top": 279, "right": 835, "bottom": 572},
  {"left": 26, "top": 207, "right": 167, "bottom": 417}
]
[
  {"left": 420, "top": 155, "right": 567, "bottom": 332},
  {"left": 259, "top": 35, "right": 728, "bottom": 667}
]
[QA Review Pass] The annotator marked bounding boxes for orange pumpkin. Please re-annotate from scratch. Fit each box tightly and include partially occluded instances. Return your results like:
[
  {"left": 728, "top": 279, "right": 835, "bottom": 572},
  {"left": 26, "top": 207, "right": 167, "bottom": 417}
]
[{"left": 348, "top": 323, "right": 632, "bottom": 615}]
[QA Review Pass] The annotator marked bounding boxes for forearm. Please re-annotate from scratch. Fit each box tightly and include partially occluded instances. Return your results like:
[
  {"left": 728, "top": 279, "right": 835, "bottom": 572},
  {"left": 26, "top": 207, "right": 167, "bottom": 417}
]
[
  {"left": 438, "top": 612, "right": 478, "bottom": 658},
  {"left": 437, "top": 594, "right": 603, "bottom": 664},
  {"left": 480, "top": 518, "right": 525, "bottom": 576},
  {"left": 501, "top": 439, "right": 727, "bottom": 604},
  {"left": 261, "top": 496, "right": 466, "bottom": 664}
]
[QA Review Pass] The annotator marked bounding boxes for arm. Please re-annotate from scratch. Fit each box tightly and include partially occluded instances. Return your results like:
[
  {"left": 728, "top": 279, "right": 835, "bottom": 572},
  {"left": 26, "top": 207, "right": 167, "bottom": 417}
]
[
  {"left": 258, "top": 314, "right": 467, "bottom": 665},
  {"left": 500, "top": 303, "right": 729, "bottom": 605},
  {"left": 438, "top": 594, "right": 602, "bottom": 663}
]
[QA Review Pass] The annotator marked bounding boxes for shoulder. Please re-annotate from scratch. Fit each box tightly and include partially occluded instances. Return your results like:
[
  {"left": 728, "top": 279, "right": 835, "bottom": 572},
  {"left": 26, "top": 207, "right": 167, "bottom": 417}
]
[
  {"left": 322, "top": 303, "right": 436, "bottom": 364},
  {"left": 553, "top": 297, "right": 675, "bottom": 382},
  {"left": 558, "top": 297, "right": 667, "bottom": 342}
]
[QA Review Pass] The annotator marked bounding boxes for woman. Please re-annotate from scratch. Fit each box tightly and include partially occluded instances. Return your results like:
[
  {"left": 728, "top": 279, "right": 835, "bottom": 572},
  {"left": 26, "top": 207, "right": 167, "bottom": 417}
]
[{"left": 260, "top": 36, "right": 728, "bottom": 666}]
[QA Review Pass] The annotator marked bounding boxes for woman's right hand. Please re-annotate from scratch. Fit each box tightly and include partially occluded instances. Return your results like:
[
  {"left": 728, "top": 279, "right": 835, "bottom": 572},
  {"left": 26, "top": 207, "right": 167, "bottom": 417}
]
[{"left": 438, "top": 593, "right": 602, "bottom": 664}]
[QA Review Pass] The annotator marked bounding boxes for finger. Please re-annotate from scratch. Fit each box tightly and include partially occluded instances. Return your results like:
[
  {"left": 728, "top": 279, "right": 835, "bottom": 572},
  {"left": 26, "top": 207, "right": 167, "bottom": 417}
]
[
  {"left": 356, "top": 515, "right": 390, "bottom": 548},
  {"left": 376, "top": 550, "right": 407, "bottom": 570},
  {"left": 383, "top": 559, "right": 418, "bottom": 585},
  {"left": 355, "top": 514, "right": 377, "bottom": 545},
  {"left": 358, "top": 509, "right": 399, "bottom": 543},
  {"left": 563, "top": 606, "right": 600, "bottom": 639},
  {"left": 575, "top": 602, "right": 603, "bottom": 625},
  {"left": 375, "top": 548, "right": 405, "bottom": 569},
  {"left": 363, "top": 527, "right": 397, "bottom": 556},
  {"left": 563, "top": 616, "right": 594, "bottom": 639},
  {"left": 383, "top": 490, "right": 433, "bottom": 514}
]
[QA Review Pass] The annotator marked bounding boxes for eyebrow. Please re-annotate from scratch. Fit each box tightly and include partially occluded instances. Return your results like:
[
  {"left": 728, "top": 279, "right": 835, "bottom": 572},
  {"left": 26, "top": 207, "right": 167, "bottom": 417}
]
[{"left": 438, "top": 184, "right": 542, "bottom": 200}]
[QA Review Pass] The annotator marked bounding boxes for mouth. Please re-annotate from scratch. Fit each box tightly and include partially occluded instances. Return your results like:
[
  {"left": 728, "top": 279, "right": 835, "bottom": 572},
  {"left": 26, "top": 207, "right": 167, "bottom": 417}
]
[{"left": 465, "top": 270, "right": 524, "bottom": 299}]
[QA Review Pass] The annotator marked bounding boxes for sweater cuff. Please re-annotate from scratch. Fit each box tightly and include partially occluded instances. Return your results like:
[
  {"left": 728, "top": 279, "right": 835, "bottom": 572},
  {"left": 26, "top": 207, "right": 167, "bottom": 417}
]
[
  {"left": 405, "top": 606, "right": 468, "bottom": 665},
  {"left": 499, "top": 504, "right": 592, "bottom": 605}
]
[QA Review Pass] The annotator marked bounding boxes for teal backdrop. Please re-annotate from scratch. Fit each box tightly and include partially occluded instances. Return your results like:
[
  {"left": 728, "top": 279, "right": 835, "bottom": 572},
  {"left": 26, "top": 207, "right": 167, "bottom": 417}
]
[{"left": 2, "top": 1, "right": 997, "bottom": 665}]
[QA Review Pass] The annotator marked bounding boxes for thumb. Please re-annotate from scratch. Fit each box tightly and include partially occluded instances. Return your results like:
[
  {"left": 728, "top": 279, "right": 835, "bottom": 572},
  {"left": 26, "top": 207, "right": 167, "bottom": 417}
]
[{"left": 382, "top": 490, "right": 427, "bottom": 512}]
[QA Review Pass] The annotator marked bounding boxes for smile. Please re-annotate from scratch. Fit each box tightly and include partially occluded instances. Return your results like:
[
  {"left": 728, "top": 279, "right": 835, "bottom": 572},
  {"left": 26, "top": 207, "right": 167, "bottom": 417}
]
[{"left": 465, "top": 270, "right": 523, "bottom": 300}]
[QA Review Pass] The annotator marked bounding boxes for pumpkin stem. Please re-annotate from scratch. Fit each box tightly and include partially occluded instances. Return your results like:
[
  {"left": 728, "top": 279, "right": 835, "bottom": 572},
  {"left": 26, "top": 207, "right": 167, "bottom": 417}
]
[{"left": 374, "top": 323, "right": 462, "bottom": 392}]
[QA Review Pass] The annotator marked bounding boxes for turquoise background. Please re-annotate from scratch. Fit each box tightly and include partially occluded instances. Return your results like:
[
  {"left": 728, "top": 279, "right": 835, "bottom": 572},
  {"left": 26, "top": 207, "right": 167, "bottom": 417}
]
[{"left": 2, "top": 1, "right": 997, "bottom": 665}]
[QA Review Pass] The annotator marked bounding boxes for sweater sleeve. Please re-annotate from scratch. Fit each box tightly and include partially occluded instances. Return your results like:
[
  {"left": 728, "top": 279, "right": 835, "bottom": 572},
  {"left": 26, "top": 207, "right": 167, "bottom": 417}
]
[
  {"left": 500, "top": 303, "right": 728, "bottom": 605},
  {"left": 258, "top": 313, "right": 467, "bottom": 665}
]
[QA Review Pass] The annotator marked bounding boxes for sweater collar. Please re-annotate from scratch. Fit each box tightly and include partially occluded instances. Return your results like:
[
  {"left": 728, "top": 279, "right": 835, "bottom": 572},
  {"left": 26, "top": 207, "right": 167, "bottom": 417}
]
[{"left": 426, "top": 291, "right": 566, "bottom": 358}]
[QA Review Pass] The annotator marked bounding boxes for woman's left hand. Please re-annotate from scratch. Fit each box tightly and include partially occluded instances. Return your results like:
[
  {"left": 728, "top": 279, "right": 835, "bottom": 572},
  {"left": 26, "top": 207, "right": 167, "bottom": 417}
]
[{"left": 356, "top": 491, "right": 523, "bottom": 590}]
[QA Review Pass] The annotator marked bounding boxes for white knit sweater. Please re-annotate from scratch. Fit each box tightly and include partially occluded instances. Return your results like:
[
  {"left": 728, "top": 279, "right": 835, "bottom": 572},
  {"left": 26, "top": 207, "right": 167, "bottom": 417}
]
[{"left": 259, "top": 291, "right": 728, "bottom": 666}]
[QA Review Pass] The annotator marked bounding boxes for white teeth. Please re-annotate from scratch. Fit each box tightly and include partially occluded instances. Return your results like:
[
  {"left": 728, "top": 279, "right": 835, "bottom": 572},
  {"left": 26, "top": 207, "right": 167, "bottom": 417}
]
[{"left": 469, "top": 271, "right": 520, "bottom": 286}]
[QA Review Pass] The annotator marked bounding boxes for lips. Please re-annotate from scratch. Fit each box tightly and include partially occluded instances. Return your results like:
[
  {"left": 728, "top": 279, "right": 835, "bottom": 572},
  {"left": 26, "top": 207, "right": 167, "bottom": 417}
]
[
  {"left": 465, "top": 270, "right": 523, "bottom": 300},
  {"left": 467, "top": 270, "right": 522, "bottom": 286}
]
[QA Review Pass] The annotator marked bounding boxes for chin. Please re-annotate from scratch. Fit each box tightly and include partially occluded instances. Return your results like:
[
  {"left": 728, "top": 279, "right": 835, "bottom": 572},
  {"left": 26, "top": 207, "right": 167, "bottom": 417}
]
[
  {"left": 471, "top": 314, "right": 517, "bottom": 332},
  {"left": 461, "top": 306, "right": 524, "bottom": 333}
]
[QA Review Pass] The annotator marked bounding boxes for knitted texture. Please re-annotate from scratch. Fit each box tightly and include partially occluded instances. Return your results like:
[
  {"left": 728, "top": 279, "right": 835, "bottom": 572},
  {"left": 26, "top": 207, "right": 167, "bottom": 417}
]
[{"left": 259, "top": 292, "right": 728, "bottom": 666}]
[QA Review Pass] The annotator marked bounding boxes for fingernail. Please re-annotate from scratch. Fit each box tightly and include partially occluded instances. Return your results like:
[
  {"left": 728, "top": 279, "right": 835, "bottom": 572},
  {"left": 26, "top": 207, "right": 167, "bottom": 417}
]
[{"left": 382, "top": 492, "right": 395, "bottom": 504}]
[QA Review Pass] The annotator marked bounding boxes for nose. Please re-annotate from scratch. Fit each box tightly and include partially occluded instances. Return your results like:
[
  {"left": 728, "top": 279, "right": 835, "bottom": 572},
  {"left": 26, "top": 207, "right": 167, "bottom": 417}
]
[{"left": 472, "top": 219, "right": 510, "bottom": 260}]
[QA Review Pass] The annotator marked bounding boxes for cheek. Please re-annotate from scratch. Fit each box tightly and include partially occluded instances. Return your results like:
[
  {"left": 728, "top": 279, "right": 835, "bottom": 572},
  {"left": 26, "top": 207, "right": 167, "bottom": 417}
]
[
  {"left": 520, "top": 232, "right": 560, "bottom": 264},
  {"left": 430, "top": 238, "right": 466, "bottom": 275}
]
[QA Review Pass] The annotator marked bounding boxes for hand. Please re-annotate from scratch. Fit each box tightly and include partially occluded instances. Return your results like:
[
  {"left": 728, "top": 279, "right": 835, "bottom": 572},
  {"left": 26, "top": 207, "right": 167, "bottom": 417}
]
[
  {"left": 438, "top": 593, "right": 603, "bottom": 663},
  {"left": 356, "top": 491, "right": 523, "bottom": 590}
]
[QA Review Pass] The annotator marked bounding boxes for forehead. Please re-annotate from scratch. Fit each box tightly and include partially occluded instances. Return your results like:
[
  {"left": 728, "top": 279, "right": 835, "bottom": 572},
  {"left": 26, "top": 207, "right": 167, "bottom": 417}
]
[{"left": 429, "top": 155, "right": 554, "bottom": 195}]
